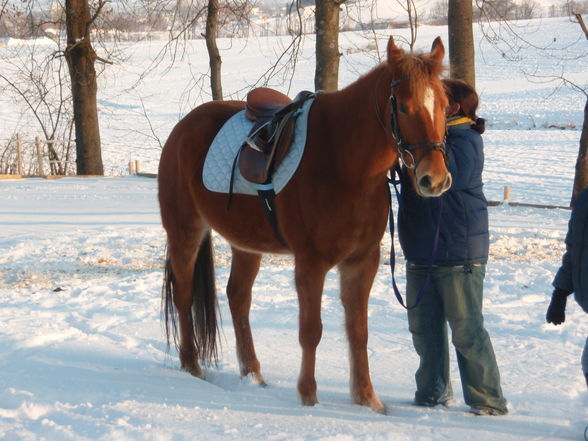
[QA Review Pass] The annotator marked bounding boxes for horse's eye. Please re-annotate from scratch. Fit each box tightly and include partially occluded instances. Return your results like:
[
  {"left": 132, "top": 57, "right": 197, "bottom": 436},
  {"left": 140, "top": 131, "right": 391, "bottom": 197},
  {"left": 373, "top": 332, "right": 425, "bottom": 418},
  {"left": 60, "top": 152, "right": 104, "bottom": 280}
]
[{"left": 398, "top": 103, "right": 408, "bottom": 114}]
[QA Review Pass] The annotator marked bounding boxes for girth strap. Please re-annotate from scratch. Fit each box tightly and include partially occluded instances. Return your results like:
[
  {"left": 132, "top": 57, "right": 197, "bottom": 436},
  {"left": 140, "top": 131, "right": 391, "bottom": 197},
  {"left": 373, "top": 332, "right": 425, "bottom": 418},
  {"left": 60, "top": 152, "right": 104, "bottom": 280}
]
[{"left": 253, "top": 183, "right": 289, "bottom": 248}]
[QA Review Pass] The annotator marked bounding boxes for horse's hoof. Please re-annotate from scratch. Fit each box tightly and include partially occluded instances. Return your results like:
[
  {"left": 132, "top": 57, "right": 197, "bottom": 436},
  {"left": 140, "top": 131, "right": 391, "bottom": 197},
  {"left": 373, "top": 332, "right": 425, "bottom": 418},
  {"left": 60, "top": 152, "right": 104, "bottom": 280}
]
[
  {"left": 253, "top": 372, "right": 266, "bottom": 386},
  {"left": 351, "top": 391, "right": 388, "bottom": 415},
  {"left": 241, "top": 371, "right": 267, "bottom": 386},
  {"left": 367, "top": 396, "right": 386, "bottom": 414},
  {"left": 300, "top": 396, "right": 319, "bottom": 406},
  {"left": 182, "top": 364, "right": 203, "bottom": 378},
  {"left": 373, "top": 403, "right": 389, "bottom": 415},
  {"left": 355, "top": 394, "right": 386, "bottom": 414}
]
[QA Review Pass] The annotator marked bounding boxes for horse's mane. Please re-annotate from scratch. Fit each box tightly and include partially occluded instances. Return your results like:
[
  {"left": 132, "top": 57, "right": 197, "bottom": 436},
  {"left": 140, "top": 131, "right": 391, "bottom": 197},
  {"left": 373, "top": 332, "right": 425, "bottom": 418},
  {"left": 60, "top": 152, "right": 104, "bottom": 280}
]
[
  {"left": 392, "top": 49, "right": 446, "bottom": 103},
  {"left": 335, "top": 46, "right": 446, "bottom": 107}
]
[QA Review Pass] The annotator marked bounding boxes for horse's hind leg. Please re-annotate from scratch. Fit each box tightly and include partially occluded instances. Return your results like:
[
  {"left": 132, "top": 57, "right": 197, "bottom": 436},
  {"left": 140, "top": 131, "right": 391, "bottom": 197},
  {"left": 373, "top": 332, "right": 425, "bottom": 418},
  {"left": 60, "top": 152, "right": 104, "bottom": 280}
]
[
  {"left": 339, "top": 246, "right": 385, "bottom": 413},
  {"left": 227, "top": 247, "right": 265, "bottom": 385},
  {"left": 166, "top": 227, "right": 207, "bottom": 377}
]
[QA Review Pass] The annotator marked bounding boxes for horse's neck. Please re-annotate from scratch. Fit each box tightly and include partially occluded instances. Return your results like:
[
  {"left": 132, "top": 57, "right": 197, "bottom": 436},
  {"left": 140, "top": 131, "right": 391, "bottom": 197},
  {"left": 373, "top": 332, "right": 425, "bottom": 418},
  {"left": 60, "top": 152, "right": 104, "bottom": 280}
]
[
  {"left": 332, "top": 66, "right": 390, "bottom": 131},
  {"left": 320, "top": 66, "right": 396, "bottom": 182}
]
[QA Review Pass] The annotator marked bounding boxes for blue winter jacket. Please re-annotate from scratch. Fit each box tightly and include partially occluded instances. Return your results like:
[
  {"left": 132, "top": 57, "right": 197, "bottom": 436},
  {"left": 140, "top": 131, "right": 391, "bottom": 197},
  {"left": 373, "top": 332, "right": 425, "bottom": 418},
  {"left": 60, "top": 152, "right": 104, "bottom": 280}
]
[
  {"left": 553, "top": 186, "right": 588, "bottom": 313},
  {"left": 398, "top": 119, "right": 489, "bottom": 266}
]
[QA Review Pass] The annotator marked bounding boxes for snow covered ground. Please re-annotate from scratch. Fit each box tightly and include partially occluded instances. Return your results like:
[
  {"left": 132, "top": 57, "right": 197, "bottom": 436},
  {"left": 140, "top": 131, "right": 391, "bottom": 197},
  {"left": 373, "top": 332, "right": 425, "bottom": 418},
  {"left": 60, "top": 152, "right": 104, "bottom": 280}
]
[{"left": 1, "top": 16, "right": 587, "bottom": 441}]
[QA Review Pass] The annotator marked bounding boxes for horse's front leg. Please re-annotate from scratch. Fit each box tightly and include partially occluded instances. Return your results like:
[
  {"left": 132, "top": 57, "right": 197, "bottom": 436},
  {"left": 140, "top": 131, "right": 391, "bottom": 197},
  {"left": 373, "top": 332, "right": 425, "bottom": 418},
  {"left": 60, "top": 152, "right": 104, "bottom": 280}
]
[
  {"left": 227, "top": 247, "right": 265, "bottom": 385},
  {"left": 294, "top": 256, "right": 329, "bottom": 406},
  {"left": 339, "top": 245, "right": 385, "bottom": 413}
]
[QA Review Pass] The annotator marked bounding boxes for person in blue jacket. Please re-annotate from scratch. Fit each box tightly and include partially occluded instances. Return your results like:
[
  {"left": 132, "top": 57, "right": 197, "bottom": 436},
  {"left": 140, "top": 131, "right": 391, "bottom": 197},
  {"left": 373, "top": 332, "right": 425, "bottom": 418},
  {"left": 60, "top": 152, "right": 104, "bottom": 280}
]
[
  {"left": 398, "top": 78, "right": 508, "bottom": 415},
  {"left": 546, "top": 186, "right": 588, "bottom": 388}
]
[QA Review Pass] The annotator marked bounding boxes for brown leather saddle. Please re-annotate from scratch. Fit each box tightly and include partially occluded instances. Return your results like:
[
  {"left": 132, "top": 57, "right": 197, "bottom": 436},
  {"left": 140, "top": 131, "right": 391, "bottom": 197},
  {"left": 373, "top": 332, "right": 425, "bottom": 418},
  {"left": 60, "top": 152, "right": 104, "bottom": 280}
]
[
  {"left": 228, "top": 87, "right": 314, "bottom": 248},
  {"left": 238, "top": 87, "right": 314, "bottom": 184}
]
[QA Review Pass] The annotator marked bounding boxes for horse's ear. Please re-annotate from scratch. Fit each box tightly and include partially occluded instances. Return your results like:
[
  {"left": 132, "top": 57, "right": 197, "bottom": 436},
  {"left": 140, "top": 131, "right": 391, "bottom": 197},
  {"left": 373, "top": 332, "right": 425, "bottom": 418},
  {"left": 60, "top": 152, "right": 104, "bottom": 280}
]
[
  {"left": 430, "top": 36, "right": 445, "bottom": 63},
  {"left": 387, "top": 36, "right": 403, "bottom": 64}
]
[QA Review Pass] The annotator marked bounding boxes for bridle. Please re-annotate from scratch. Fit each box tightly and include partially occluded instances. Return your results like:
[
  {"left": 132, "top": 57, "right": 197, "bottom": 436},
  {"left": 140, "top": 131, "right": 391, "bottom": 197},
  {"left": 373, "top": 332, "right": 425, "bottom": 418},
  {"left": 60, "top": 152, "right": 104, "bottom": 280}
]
[{"left": 389, "top": 78, "right": 447, "bottom": 170}]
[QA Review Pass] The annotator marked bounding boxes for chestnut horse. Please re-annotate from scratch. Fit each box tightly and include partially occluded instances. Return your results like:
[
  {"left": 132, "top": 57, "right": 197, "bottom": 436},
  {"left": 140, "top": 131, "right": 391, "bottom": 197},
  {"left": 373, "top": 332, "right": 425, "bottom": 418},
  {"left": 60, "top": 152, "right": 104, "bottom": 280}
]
[{"left": 158, "top": 36, "right": 451, "bottom": 413}]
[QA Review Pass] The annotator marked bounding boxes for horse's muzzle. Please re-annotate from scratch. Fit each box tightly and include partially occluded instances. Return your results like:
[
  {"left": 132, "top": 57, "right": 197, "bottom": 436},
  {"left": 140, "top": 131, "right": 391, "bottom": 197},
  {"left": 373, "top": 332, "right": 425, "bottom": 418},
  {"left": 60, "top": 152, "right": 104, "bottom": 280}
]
[{"left": 417, "top": 171, "right": 452, "bottom": 197}]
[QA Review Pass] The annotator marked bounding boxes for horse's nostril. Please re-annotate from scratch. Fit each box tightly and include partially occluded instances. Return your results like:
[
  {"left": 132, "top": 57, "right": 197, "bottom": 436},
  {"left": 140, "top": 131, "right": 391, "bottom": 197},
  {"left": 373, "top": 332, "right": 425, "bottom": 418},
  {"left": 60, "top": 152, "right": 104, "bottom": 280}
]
[{"left": 419, "top": 175, "right": 432, "bottom": 189}]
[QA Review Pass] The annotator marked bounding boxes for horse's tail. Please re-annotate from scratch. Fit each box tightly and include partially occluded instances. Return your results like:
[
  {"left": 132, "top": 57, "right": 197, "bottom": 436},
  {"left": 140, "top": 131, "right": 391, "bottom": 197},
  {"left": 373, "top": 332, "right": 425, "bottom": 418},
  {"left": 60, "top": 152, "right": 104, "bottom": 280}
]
[{"left": 162, "top": 231, "right": 220, "bottom": 365}]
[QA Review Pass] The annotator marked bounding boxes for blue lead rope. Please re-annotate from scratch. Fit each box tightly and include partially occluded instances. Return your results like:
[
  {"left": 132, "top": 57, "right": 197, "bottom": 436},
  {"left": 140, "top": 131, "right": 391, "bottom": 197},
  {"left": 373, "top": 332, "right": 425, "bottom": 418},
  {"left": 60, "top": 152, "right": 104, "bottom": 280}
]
[{"left": 388, "top": 167, "right": 442, "bottom": 310}]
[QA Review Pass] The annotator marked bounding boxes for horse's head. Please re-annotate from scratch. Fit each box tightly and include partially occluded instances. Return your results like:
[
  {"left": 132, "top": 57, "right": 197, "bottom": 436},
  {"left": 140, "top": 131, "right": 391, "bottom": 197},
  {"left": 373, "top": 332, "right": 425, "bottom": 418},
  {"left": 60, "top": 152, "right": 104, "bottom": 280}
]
[{"left": 386, "top": 36, "right": 452, "bottom": 197}]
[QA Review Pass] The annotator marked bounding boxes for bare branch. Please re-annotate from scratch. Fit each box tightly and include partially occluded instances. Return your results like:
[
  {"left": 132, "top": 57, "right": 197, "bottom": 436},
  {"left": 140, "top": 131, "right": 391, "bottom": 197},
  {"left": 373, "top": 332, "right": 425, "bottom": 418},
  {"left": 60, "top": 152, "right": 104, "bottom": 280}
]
[
  {"left": 88, "top": 0, "right": 108, "bottom": 28},
  {"left": 241, "top": 0, "right": 304, "bottom": 95},
  {"left": 575, "top": 13, "right": 588, "bottom": 39},
  {"left": 132, "top": 94, "right": 164, "bottom": 149},
  {"left": 0, "top": 0, "right": 8, "bottom": 18}
]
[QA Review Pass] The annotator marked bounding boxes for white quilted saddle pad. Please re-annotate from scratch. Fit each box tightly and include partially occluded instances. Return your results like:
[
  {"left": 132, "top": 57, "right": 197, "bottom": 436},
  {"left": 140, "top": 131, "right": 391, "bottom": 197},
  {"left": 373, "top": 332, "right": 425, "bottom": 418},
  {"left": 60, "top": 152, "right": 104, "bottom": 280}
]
[{"left": 203, "top": 97, "right": 315, "bottom": 196}]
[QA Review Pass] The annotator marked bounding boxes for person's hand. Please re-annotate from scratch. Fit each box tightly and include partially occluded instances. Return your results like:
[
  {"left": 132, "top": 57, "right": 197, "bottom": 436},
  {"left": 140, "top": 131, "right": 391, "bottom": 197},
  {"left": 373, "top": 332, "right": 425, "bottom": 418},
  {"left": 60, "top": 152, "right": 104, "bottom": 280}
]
[{"left": 546, "top": 288, "right": 570, "bottom": 325}]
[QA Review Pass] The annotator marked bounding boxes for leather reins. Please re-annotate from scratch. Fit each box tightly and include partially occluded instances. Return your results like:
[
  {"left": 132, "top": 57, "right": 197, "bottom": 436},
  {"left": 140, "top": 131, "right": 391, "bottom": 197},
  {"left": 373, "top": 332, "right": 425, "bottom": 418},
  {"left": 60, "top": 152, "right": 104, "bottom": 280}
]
[{"left": 387, "top": 78, "right": 447, "bottom": 310}]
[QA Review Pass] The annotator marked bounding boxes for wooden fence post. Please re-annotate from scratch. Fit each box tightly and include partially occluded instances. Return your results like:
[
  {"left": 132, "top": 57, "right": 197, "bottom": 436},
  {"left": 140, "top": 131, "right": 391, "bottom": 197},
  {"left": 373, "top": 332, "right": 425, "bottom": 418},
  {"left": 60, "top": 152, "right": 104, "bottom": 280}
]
[
  {"left": 16, "top": 133, "right": 23, "bottom": 176},
  {"left": 128, "top": 161, "right": 135, "bottom": 175},
  {"left": 503, "top": 186, "right": 511, "bottom": 203},
  {"left": 135, "top": 160, "right": 140, "bottom": 174},
  {"left": 35, "top": 136, "right": 45, "bottom": 177}
]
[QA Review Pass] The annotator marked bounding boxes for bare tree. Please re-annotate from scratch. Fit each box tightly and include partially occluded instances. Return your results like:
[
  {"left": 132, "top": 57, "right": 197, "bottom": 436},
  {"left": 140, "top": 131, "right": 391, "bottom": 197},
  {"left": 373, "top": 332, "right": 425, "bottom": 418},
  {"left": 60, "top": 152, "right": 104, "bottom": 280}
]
[
  {"left": 478, "top": 0, "right": 517, "bottom": 20},
  {"left": 143, "top": 0, "right": 257, "bottom": 104},
  {"left": 65, "top": 0, "right": 107, "bottom": 175},
  {"left": 429, "top": 0, "right": 448, "bottom": 23},
  {"left": 0, "top": 0, "right": 131, "bottom": 175},
  {"left": 0, "top": 29, "right": 76, "bottom": 175},
  {"left": 402, "top": 0, "right": 419, "bottom": 52},
  {"left": 448, "top": 0, "right": 476, "bottom": 86},
  {"left": 479, "top": 0, "right": 538, "bottom": 20},
  {"left": 205, "top": 0, "right": 223, "bottom": 100},
  {"left": 576, "top": 10, "right": 588, "bottom": 35},
  {"left": 315, "top": 0, "right": 344, "bottom": 92},
  {"left": 515, "top": 0, "right": 540, "bottom": 19}
]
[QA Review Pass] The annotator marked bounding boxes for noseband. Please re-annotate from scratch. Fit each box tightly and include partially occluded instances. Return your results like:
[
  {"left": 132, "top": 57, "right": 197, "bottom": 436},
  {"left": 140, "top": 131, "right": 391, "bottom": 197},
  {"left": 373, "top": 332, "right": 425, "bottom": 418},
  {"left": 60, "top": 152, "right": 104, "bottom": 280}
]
[{"left": 389, "top": 78, "right": 447, "bottom": 170}]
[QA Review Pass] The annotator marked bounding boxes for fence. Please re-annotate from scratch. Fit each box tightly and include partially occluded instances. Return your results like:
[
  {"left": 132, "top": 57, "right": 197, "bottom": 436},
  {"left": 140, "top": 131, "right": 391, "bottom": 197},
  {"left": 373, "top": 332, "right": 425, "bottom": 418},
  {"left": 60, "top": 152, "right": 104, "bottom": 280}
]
[
  {"left": 124, "top": 172, "right": 572, "bottom": 211},
  {"left": 128, "top": 160, "right": 156, "bottom": 178},
  {"left": 0, "top": 139, "right": 574, "bottom": 211},
  {"left": 487, "top": 186, "right": 571, "bottom": 210},
  {"left": 0, "top": 133, "right": 76, "bottom": 177},
  {"left": 0, "top": 134, "right": 153, "bottom": 178}
]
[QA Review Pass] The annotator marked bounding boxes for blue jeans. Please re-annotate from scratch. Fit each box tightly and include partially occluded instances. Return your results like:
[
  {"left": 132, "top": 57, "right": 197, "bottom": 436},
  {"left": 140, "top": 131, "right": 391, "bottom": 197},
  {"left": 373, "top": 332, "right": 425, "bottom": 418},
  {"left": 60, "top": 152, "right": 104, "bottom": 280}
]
[{"left": 406, "top": 263, "right": 507, "bottom": 412}]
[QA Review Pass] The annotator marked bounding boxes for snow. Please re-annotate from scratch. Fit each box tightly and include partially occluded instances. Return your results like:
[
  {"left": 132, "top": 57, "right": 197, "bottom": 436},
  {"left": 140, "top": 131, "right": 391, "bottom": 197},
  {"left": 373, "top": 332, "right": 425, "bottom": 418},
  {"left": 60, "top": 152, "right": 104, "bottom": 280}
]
[{"left": 1, "top": 17, "right": 588, "bottom": 441}]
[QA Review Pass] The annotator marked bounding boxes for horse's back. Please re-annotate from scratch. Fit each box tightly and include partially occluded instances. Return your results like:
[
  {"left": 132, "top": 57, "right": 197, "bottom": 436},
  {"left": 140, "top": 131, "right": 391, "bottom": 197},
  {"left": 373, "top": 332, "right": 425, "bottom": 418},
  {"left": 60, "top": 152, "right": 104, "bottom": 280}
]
[
  {"left": 159, "top": 100, "right": 244, "bottom": 175},
  {"left": 158, "top": 100, "right": 244, "bottom": 229}
]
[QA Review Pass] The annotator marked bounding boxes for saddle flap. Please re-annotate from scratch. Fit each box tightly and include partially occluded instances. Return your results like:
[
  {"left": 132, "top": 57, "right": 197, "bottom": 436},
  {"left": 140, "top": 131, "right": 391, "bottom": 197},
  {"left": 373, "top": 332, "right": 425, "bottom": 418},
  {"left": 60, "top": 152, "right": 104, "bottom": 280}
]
[
  {"left": 239, "top": 117, "right": 296, "bottom": 184},
  {"left": 245, "top": 87, "right": 292, "bottom": 121}
]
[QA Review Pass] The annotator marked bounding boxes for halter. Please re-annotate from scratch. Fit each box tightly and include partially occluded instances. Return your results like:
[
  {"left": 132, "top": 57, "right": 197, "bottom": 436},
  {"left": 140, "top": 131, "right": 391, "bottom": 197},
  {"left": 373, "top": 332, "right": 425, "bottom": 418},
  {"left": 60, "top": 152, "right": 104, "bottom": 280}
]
[{"left": 389, "top": 78, "right": 447, "bottom": 170}]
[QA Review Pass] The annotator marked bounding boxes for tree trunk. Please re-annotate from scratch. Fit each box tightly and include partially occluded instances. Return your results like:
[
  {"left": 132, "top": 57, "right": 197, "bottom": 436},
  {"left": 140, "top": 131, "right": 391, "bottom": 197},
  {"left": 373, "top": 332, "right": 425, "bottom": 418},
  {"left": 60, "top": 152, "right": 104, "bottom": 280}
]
[
  {"left": 65, "top": 0, "right": 104, "bottom": 175},
  {"left": 448, "top": 0, "right": 476, "bottom": 87},
  {"left": 314, "top": 0, "right": 341, "bottom": 92},
  {"left": 205, "top": 0, "right": 223, "bottom": 100},
  {"left": 572, "top": 97, "right": 588, "bottom": 206}
]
